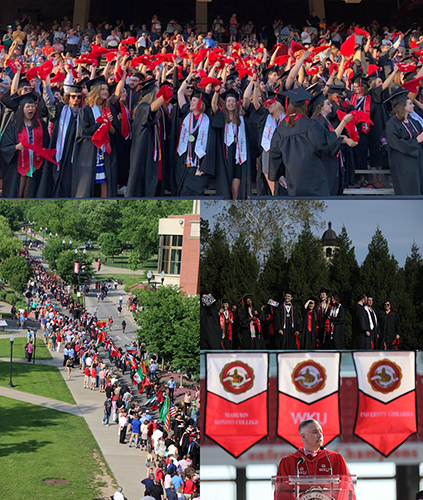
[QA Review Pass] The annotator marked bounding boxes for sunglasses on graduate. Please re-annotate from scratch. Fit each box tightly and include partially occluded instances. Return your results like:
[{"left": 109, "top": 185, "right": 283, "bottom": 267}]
[{"left": 69, "top": 94, "right": 81, "bottom": 99}]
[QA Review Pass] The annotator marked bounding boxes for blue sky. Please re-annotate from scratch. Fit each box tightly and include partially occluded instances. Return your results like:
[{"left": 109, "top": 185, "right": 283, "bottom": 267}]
[{"left": 201, "top": 200, "right": 423, "bottom": 267}]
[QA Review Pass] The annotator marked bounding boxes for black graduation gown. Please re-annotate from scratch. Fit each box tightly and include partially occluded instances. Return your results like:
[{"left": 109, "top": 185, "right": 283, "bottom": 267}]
[
  {"left": 172, "top": 103, "right": 216, "bottom": 197},
  {"left": 377, "top": 310, "right": 401, "bottom": 350},
  {"left": 368, "top": 86, "right": 389, "bottom": 168},
  {"left": 244, "top": 103, "right": 262, "bottom": 190},
  {"left": 126, "top": 102, "right": 168, "bottom": 197},
  {"left": 300, "top": 309, "right": 318, "bottom": 350},
  {"left": 220, "top": 310, "right": 234, "bottom": 350},
  {"left": 0, "top": 119, "right": 49, "bottom": 198},
  {"left": 125, "top": 85, "right": 141, "bottom": 114},
  {"left": 239, "top": 306, "right": 264, "bottom": 350},
  {"left": 385, "top": 116, "right": 423, "bottom": 195},
  {"left": 249, "top": 105, "right": 285, "bottom": 197},
  {"left": 37, "top": 101, "right": 79, "bottom": 198},
  {"left": 352, "top": 303, "right": 371, "bottom": 349},
  {"left": 71, "top": 104, "right": 119, "bottom": 198},
  {"left": 260, "top": 305, "right": 277, "bottom": 350},
  {"left": 268, "top": 117, "right": 330, "bottom": 197},
  {"left": 365, "top": 306, "right": 379, "bottom": 349},
  {"left": 315, "top": 116, "right": 344, "bottom": 196},
  {"left": 200, "top": 305, "right": 222, "bottom": 350},
  {"left": 212, "top": 109, "right": 251, "bottom": 200},
  {"left": 274, "top": 303, "right": 302, "bottom": 350},
  {"left": 111, "top": 100, "right": 132, "bottom": 187},
  {"left": 328, "top": 304, "right": 346, "bottom": 350}
]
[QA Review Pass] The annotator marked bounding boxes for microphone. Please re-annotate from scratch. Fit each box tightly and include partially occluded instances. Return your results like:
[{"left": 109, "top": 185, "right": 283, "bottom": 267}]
[
  {"left": 320, "top": 446, "right": 333, "bottom": 475},
  {"left": 296, "top": 456, "right": 305, "bottom": 476}
]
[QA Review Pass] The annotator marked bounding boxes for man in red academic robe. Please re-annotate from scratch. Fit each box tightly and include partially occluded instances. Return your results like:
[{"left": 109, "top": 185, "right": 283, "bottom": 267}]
[{"left": 275, "top": 419, "right": 355, "bottom": 499}]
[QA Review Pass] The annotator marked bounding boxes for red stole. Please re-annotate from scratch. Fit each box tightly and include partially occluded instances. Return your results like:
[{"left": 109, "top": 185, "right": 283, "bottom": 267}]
[
  {"left": 120, "top": 102, "right": 131, "bottom": 140},
  {"left": 17, "top": 120, "right": 44, "bottom": 176},
  {"left": 220, "top": 310, "right": 233, "bottom": 341},
  {"left": 350, "top": 93, "right": 371, "bottom": 133}
]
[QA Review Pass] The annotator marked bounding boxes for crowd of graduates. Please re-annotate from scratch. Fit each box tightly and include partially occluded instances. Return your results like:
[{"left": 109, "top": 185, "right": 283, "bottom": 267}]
[
  {"left": 200, "top": 288, "right": 402, "bottom": 351},
  {"left": 1, "top": 15, "right": 423, "bottom": 198}
]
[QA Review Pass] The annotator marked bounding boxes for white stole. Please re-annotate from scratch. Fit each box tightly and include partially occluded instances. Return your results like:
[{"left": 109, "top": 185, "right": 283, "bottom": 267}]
[
  {"left": 55, "top": 105, "right": 77, "bottom": 164},
  {"left": 224, "top": 116, "right": 247, "bottom": 165},
  {"left": 177, "top": 112, "right": 210, "bottom": 164},
  {"left": 261, "top": 113, "right": 284, "bottom": 152}
]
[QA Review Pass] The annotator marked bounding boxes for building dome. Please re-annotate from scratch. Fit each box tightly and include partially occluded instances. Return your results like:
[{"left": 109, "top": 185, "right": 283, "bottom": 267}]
[{"left": 321, "top": 222, "right": 338, "bottom": 247}]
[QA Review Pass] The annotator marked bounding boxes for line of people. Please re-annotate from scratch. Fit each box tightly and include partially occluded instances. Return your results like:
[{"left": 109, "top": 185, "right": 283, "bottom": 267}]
[{"left": 201, "top": 289, "right": 401, "bottom": 350}]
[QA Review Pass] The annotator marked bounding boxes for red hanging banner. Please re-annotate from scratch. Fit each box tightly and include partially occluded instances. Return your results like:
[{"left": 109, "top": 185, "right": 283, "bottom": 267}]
[
  {"left": 277, "top": 353, "right": 341, "bottom": 448},
  {"left": 353, "top": 352, "right": 417, "bottom": 457},
  {"left": 204, "top": 353, "right": 269, "bottom": 458}
]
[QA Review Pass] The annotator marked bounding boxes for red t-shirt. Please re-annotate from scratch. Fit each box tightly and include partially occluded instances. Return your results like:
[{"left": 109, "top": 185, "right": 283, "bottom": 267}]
[
  {"left": 183, "top": 479, "right": 194, "bottom": 494},
  {"left": 84, "top": 367, "right": 90, "bottom": 376},
  {"left": 91, "top": 368, "right": 97, "bottom": 377}
]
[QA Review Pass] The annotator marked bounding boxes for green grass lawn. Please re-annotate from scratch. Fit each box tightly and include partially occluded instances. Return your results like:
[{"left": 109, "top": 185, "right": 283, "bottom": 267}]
[
  {"left": 0, "top": 337, "right": 52, "bottom": 361},
  {"left": 88, "top": 248, "right": 157, "bottom": 270},
  {"left": 0, "top": 362, "right": 76, "bottom": 405},
  {"left": 0, "top": 395, "right": 116, "bottom": 500}
]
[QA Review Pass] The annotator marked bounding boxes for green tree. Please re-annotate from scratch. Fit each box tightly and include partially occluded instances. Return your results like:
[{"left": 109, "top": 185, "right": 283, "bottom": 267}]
[
  {"left": 359, "top": 226, "right": 416, "bottom": 349},
  {"left": 42, "top": 237, "right": 74, "bottom": 271},
  {"left": 128, "top": 250, "right": 142, "bottom": 271},
  {"left": 403, "top": 242, "right": 423, "bottom": 349},
  {"left": 257, "top": 235, "right": 288, "bottom": 304},
  {"left": 134, "top": 286, "right": 199, "bottom": 376},
  {"left": 227, "top": 234, "right": 260, "bottom": 304},
  {"left": 0, "top": 201, "right": 23, "bottom": 231},
  {"left": 0, "top": 255, "right": 32, "bottom": 292},
  {"left": 206, "top": 199, "right": 327, "bottom": 259},
  {"left": 328, "top": 225, "right": 360, "bottom": 348},
  {"left": 55, "top": 250, "right": 94, "bottom": 285},
  {"left": 97, "top": 232, "right": 122, "bottom": 262},
  {"left": 287, "top": 223, "right": 330, "bottom": 308},
  {"left": 200, "top": 223, "right": 232, "bottom": 299},
  {"left": 120, "top": 200, "right": 193, "bottom": 259}
]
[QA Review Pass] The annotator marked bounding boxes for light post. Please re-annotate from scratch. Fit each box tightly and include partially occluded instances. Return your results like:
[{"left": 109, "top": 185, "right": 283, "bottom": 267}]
[
  {"left": 32, "top": 329, "right": 36, "bottom": 365},
  {"left": 8, "top": 334, "right": 14, "bottom": 387}
]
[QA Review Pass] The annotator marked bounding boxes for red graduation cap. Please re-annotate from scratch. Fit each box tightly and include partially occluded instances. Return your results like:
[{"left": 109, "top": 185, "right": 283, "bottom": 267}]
[
  {"left": 340, "top": 34, "right": 356, "bottom": 58},
  {"left": 402, "top": 76, "right": 423, "bottom": 93}
]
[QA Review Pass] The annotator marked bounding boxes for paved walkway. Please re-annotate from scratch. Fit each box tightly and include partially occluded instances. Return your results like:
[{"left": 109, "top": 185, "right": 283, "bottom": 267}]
[{"left": 1, "top": 244, "right": 155, "bottom": 500}]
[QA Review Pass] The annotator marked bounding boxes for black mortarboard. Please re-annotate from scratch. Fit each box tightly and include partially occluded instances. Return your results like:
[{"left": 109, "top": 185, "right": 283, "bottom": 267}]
[
  {"left": 263, "top": 67, "right": 280, "bottom": 80},
  {"left": 11, "top": 92, "right": 38, "bottom": 106},
  {"left": 284, "top": 289, "right": 294, "bottom": 296},
  {"left": 355, "top": 293, "right": 366, "bottom": 302},
  {"left": 139, "top": 78, "right": 157, "bottom": 96},
  {"left": 351, "top": 75, "right": 369, "bottom": 87},
  {"left": 266, "top": 90, "right": 285, "bottom": 106},
  {"left": 403, "top": 71, "right": 416, "bottom": 82},
  {"left": 221, "top": 88, "right": 240, "bottom": 101},
  {"left": 221, "top": 298, "right": 229, "bottom": 304},
  {"left": 306, "top": 82, "right": 323, "bottom": 95},
  {"left": 383, "top": 89, "right": 409, "bottom": 107},
  {"left": 18, "top": 78, "right": 30, "bottom": 89},
  {"left": 319, "top": 287, "right": 330, "bottom": 295},
  {"left": 65, "top": 84, "right": 83, "bottom": 94},
  {"left": 86, "top": 76, "right": 107, "bottom": 92},
  {"left": 331, "top": 291, "right": 341, "bottom": 301},
  {"left": 309, "top": 92, "right": 327, "bottom": 112},
  {"left": 308, "top": 296, "right": 318, "bottom": 303},
  {"left": 327, "top": 84, "right": 346, "bottom": 95},
  {"left": 133, "top": 72, "right": 145, "bottom": 81},
  {"left": 242, "top": 293, "right": 253, "bottom": 301},
  {"left": 282, "top": 87, "right": 313, "bottom": 106},
  {"left": 193, "top": 89, "right": 211, "bottom": 109},
  {"left": 78, "top": 76, "right": 90, "bottom": 87},
  {"left": 416, "top": 491, "right": 423, "bottom": 500}
]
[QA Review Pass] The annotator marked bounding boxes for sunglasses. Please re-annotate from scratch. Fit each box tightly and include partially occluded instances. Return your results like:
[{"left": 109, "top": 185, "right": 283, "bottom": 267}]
[
  {"left": 186, "top": 86, "right": 194, "bottom": 90},
  {"left": 69, "top": 95, "right": 82, "bottom": 99}
]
